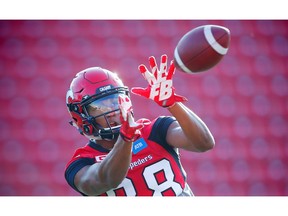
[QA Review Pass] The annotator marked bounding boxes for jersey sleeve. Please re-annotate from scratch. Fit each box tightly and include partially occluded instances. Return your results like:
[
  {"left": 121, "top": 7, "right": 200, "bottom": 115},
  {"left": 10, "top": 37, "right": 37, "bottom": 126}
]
[
  {"left": 148, "top": 116, "right": 176, "bottom": 147},
  {"left": 64, "top": 157, "right": 95, "bottom": 195}
]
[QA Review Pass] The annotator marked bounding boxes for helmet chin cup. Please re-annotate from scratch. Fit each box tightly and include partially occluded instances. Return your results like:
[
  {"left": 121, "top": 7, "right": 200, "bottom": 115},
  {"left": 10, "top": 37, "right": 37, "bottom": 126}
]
[{"left": 98, "top": 125, "right": 121, "bottom": 140}]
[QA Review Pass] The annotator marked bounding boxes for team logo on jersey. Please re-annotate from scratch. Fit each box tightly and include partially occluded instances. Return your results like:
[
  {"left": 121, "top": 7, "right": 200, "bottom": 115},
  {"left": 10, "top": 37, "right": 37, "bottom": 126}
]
[
  {"left": 132, "top": 138, "right": 147, "bottom": 154},
  {"left": 95, "top": 155, "right": 107, "bottom": 162}
]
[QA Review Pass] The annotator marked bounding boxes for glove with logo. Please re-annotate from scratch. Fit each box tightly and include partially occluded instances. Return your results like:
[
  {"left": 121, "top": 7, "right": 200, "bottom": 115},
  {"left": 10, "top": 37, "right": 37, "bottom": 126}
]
[
  {"left": 118, "top": 94, "right": 144, "bottom": 142},
  {"left": 131, "top": 54, "right": 187, "bottom": 108}
]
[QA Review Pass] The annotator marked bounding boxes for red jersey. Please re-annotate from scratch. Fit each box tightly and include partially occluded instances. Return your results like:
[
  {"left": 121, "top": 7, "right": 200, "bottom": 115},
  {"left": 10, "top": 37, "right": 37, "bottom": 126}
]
[{"left": 65, "top": 116, "right": 193, "bottom": 196}]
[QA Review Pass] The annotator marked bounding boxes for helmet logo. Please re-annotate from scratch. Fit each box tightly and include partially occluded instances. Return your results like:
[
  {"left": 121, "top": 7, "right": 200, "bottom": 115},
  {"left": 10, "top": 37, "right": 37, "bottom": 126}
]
[{"left": 98, "top": 85, "right": 113, "bottom": 93}]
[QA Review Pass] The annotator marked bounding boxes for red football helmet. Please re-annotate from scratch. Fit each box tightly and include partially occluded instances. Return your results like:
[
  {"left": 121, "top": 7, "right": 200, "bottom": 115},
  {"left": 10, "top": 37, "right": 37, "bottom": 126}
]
[{"left": 66, "top": 67, "right": 129, "bottom": 140}]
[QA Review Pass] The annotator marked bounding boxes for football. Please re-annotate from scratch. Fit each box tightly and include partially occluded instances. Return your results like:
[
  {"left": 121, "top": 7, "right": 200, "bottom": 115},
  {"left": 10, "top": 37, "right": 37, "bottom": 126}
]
[{"left": 174, "top": 25, "right": 231, "bottom": 73}]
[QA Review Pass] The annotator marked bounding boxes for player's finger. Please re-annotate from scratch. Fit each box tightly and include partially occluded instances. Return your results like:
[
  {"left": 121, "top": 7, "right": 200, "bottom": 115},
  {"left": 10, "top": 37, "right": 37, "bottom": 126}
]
[
  {"left": 167, "top": 60, "right": 176, "bottom": 80},
  {"left": 148, "top": 56, "right": 158, "bottom": 77},
  {"left": 118, "top": 95, "right": 128, "bottom": 121},
  {"left": 130, "top": 87, "right": 150, "bottom": 99},
  {"left": 136, "top": 118, "right": 151, "bottom": 126},
  {"left": 159, "top": 54, "right": 168, "bottom": 75},
  {"left": 138, "top": 64, "right": 154, "bottom": 84},
  {"left": 138, "top": 64, "right": 148, "bottom": 74},
  {"left": 127, "top": 112, "right": 143, "bottom": 129}
]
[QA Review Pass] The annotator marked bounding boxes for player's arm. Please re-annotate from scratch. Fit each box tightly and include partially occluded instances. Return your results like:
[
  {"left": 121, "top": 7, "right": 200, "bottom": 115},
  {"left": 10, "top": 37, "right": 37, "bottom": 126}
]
[
  {"left": 74, "top": 138, "right": 133, "bottom": 195},
  {"left": 74, "top": 95, "right": 144, "bottom": 195},
  {"left": 166, "top": 102, "right": 215, "bottom": 152}
]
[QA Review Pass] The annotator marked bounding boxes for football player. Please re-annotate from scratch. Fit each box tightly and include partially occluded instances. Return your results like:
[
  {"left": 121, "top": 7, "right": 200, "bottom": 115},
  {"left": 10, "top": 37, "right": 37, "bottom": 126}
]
[{"left": 65, "top": 54, "right": 215, "bottom": 196}]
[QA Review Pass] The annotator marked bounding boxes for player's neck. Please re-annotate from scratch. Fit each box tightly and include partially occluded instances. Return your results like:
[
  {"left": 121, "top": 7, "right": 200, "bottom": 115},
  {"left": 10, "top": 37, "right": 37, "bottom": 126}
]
[{"left": 96, "top": 139, "right": 116, "bottom": 150}]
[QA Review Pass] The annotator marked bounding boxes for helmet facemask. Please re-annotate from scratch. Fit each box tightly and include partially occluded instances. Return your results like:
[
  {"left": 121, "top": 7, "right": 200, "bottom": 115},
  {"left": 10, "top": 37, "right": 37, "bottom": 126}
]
[{"left": 80, "top": 87, "right": 129, "bottom": 141}]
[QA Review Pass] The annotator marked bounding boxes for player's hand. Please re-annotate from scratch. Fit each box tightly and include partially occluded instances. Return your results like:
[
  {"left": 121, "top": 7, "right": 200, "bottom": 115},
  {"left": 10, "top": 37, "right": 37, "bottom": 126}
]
[
  {"left": 118, "top": 94, "right": 143, "bottom": 142},
  {"left": 131, "top": 54, "right": 187, "bottom": 108}
]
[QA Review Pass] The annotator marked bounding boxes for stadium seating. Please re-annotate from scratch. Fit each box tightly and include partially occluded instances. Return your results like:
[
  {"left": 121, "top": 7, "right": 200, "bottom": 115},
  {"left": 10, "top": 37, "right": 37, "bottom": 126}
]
[{"left": 0, "top": 20, "right": 287, "bottom": 196}]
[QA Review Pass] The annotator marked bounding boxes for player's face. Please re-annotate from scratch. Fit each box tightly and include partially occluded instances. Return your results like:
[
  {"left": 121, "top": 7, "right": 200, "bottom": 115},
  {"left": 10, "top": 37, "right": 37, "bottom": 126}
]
[{"left": 86, "top": 94, "right": 121, "bottom": 128}]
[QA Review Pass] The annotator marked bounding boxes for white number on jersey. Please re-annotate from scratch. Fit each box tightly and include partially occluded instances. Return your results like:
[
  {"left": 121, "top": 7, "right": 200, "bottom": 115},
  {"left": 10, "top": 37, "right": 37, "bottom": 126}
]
[{"left": 105, "top": 159, "right": 182, "bottom": 196}]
